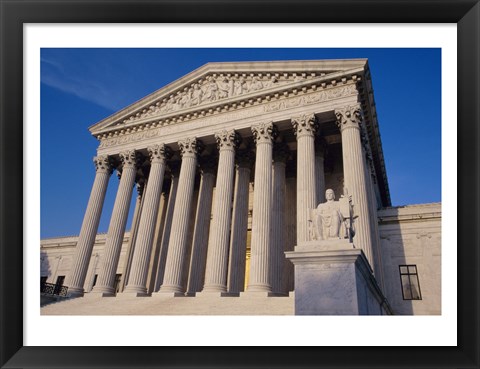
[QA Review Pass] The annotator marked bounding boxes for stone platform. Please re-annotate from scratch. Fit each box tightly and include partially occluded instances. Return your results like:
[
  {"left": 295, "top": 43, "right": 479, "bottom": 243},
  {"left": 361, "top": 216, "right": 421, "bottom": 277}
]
[{"left": 40, "top": 293, "right": 294, "bottom": 315}]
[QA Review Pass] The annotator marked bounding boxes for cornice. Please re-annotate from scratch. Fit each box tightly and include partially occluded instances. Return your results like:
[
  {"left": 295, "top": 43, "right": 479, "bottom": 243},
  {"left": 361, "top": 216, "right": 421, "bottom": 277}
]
[
  {"left": 94, "top": 73, "right": 362, "bottom": 144},
  {"left": 89, "top": 59, "right": 367, "bottom": 134},
  {"left": 90, "top": 67, "right": 365, "bottom": 139}
]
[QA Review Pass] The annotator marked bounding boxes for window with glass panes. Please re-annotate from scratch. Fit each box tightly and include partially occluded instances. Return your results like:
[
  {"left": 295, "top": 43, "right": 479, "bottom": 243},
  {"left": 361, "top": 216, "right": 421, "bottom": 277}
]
[{"left": 399, "top": 265, "right": 422, "bottom": 300}]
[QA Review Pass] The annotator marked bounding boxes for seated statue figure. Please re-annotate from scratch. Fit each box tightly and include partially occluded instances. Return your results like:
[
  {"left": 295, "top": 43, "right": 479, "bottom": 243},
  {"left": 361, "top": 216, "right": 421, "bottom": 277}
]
[{"left": 310, "top": 188, "right": 354, "bottom": 241}]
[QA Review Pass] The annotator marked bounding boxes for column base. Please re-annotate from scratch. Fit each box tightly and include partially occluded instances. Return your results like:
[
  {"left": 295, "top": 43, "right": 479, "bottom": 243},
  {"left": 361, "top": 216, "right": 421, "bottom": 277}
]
[
  {"left": 240, "top": 291, "right": 279, "bottom": 298},
  {"left": 117, "top": 291, "right": 150, "bottom": 298},
  {"left": 66, "top": 286, "right": 85, "bottom": 298},
  {"left": 84, "top": 291, "right": 116, "bottom": 298},
  {"left": 123, "top": 285, "right": 148, "bottom": 296},
  {"left": 286, "top": 240, "right": 393, "bottom": 315},
  {"left": 196, "top": 291, "right": 239, "bottom": 298},
  {"left": 151, "top": 292, "right": 186, "bottom": 298},
  {"left": 89, "top": 285, "right": 116, "bottom": 297}
]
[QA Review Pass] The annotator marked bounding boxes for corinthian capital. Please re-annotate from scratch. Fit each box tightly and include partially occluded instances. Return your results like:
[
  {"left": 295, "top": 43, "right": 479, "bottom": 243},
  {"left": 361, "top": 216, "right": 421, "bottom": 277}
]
[
  {"left": 119, "top": 150, "right": 141, "bottom": 169},
  {"left": 291, "top": 113, "right": 317, "bottom": 138},
  {"left": 215, "top": 129, "right": 241, "bottom": 151},
  {"left": 148, "top": 144, "right": 172, "bottom": 163},
  {"left": 93, "top": 155, "right": 113, "bottom": 174},
  {"left": 251, "top": 122, "right": 278, "bottom": 145},
  {"left": 335, "top": 105, "right": 362, "bottom": 131},
  {"left": 178, "top": 137, "right": 204, "bottom": 158}
]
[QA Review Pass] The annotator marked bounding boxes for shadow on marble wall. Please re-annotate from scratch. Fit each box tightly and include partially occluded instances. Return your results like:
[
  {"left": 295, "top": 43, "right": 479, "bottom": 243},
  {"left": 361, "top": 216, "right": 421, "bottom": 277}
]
[
  {"left": 379, "top": 208, "right": 414, "bottom": 316},
  {"left": 40, "top": 250, "right": 51, "bottom": 283}
]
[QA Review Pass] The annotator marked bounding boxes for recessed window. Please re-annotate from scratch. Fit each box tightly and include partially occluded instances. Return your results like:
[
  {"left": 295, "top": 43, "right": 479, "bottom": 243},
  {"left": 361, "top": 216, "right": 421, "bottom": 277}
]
[{"left": 399, "top": 265, "right": 422, "bottom": 300}]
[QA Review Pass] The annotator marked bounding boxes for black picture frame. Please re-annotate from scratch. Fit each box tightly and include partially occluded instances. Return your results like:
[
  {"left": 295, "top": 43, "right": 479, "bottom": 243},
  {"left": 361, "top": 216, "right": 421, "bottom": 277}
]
[{"left": 1, "top": 1, "right": 479, "bottom": 368}]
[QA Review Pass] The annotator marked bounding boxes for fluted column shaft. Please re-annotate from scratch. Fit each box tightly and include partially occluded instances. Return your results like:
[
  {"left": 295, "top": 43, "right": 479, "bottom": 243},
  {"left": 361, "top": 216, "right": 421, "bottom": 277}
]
[
  {"left": 160, "top": 138, "right": 203, "bottom": 294},
  {"left": 153, "top": 175, "right": 179, "bottom": 292},
  {"left": 85, "top": 253, "right": 100, "bottom": 292},
  {"left": 186, "top": 165, "right": 215, "bottom": 295},
  {"left": 146, "top": 192, "right": 168, "bottom": 293},
  {"left": 203, "top": 130, "right": 240, "bottom": 293},
  {"left": 248, "top": 122, "right": 277, "bottom": 292},
  {"left": 336, "top": 106, "right": 374, "bottom": 268},
  {"left": 283, "top": 176, "right": 296, "bottom": 292},
  {"left": 292, "top": 114, "right": 318, "bottom": 244},
  {"left": 364, "top": 150, "right": 385, "bottom": 290},
  {"left": 315, "top": 142, "right": 326, "bottom": 204},
  {"left": 227, "top": 161, "right": 251, "bottom": 293},
  {"left": 125, "top": 145, "right": 171, "bottom": 294},
  {"left": 65, "top": 156, "right": 112, "bottom": 296},
  {"left": 118, "top": 181, "right": 145, "bottom": 292},
  {"left": 271, "top": 143, "right": 288, "bottom": 294},
  {"left": 93, "top": 151, "right": 139, "bottom": 295}
]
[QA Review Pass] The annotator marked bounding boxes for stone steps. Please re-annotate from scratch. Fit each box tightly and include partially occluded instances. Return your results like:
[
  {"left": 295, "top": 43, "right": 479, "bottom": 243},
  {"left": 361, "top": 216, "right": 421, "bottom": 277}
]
[{"left": 41, "top": 293, "right": 295, "bottom": 315}]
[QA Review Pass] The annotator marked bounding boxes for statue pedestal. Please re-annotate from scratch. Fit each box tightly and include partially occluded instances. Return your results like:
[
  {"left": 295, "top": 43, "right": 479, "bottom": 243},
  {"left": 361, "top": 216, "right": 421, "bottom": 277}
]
[{"left": 285, "top": 240, "right": 392, "bottom": 315}]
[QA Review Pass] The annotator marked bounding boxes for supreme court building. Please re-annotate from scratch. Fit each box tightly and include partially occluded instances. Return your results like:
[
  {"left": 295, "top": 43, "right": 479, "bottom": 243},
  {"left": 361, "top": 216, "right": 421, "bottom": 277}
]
[{"left": 40, "top": 59, "right": 441, "bottom": 315}]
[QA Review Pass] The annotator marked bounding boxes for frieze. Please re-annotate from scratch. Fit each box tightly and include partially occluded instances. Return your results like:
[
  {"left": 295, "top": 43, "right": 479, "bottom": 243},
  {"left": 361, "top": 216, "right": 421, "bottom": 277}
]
[
  {"left": 263, "top": 84, "right": 356, "bottom": 113},
  {"left": 120, "top": 73, "right": 300, "bottom": 125},
  {"left": 98, "top": 83, "right": 358, "bottom": 150}
]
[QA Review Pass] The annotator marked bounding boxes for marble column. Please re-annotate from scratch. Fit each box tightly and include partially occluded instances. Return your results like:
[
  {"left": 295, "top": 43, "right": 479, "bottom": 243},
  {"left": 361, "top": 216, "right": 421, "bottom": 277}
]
[
  {"left": 364, "top": 147, "right": 385, "bottom": 291},
  {"left": 283, "top": 175, "right": 297, "bottom": 293},
  {"left": 181, "top": 187, "right": 199, "bottom": 290},
  {"left": 247, "top": 122, "right": 277, "bottom": 292},
  {"left": 85, "top": 253, "right": 100, "bottom": 292},
  {"left": 146, "top": 190, "right": 168, "bottom": 294},
  {"left": 315, "top": 139, "right": 327, "bottom": 204},
  {"left": 118, "top": 180, "right": 145, "bottom": 292},
  {"left": 227, "top": 150, "right": 253, "bottom": 294},
  {"left": 159, "top": 138, "right": 203, "bottom": 294},
  {"left": 335, "top": 105, "right": 374, "bottom": 268},
  {"left": 270, "top": 142, "right": 289, "bottom": 294},
  {"left": 92, "top": 150, "right": 140, "bottom": 296},
  {"left": 153, "top": 172, "right": 179, "bottom": 292},
  {"left": 203, "top": 130, "right": 240, "bottom": 293},
  {"left": 292, "top": 113, "right": 318, "bottom": 244},
  {"left": 124, "top": 144, "right": 171, "bottom": 295},
  {"left": 65, "top": 155, "right": 113, "bottom": 296},
  {"left": 186, "top": 158, "right": 216, "bottom": 295}
]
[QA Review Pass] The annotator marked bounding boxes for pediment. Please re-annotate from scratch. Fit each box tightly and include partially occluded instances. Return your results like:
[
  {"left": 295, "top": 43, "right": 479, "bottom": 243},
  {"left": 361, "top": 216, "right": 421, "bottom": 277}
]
[{"left": 89, "top": 59, "right": 367, "bottom": 136}]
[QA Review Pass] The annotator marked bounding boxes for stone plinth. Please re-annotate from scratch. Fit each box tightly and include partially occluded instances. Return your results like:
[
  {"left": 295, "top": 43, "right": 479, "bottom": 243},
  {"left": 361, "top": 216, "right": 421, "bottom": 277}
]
[{"left": 286, "top": 240, "right": 392, "bottom": 315}]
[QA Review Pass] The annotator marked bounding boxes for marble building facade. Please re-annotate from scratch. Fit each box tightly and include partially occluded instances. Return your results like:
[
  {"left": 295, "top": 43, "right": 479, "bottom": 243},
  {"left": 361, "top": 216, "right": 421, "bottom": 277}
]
[{"left": 40, "top": 60, "right": 441, "bottom": 315}]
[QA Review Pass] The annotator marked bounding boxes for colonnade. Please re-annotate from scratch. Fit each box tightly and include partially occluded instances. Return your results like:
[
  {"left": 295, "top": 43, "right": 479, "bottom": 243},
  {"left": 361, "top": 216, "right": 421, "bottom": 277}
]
[{"left": 65, "top": 105, "right": 379, "bottom": 297}]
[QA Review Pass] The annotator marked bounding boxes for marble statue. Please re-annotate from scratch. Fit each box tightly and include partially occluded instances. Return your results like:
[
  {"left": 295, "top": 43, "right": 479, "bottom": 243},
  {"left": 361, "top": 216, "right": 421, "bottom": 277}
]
[{"left": 310, "top": 189, "right": 355, "bottom": 242}]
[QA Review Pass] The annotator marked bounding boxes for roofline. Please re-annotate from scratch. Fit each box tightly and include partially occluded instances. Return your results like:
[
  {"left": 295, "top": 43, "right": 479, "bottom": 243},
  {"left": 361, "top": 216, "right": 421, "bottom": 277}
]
[{"left": 88, "top": 59, "right": 368, "bottom": 132}]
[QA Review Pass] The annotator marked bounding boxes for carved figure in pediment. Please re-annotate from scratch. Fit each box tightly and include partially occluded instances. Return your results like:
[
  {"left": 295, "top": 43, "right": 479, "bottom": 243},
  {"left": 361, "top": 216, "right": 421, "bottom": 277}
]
[
  {"left": 265, "top": 75, "right": 278, "bottom": 88},
  {"left": 190, "top": 83, "right": 203, "bottom": 106},
  {"left": 294, "top": 73, "right": 306, "bottom": 82},
  {"left": 172, "top": 94, "right": 183, "bottom": 111},
  {"left": 233, "top": 77, "right": 246, "bottom": 96},
  {"left": 179, "top": 91, "right": 191, "bottom": 108},
  {"left": 217, "top": 77, "right": 232, "bottom": 99},
  {"left": 162, "top": 96, "right": 175, "bottom": 112},
  {"left": 250, "top": 76, "right": 263, "bottom": 91},
  {"left": 202, "top": 76, "right": 219, "bottom": 102}
]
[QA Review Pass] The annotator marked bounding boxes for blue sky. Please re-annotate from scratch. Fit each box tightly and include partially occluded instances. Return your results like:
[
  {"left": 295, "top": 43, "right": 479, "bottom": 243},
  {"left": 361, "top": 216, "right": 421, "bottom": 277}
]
[{"left": 40, "top": 48, "right": 441, "bottom": 238}]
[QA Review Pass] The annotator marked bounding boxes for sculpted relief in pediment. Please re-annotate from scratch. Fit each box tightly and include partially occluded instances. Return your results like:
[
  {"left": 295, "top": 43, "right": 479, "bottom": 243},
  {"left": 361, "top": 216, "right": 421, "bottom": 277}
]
[{"left": 121, "top": 72, "right": 315, "bottom": 125}]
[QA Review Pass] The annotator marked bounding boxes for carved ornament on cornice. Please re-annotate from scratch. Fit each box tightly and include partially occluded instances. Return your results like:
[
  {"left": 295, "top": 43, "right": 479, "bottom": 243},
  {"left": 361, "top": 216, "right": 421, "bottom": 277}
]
[{"left": 94, "top": 75, "right": 361, "bottom": 141}]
